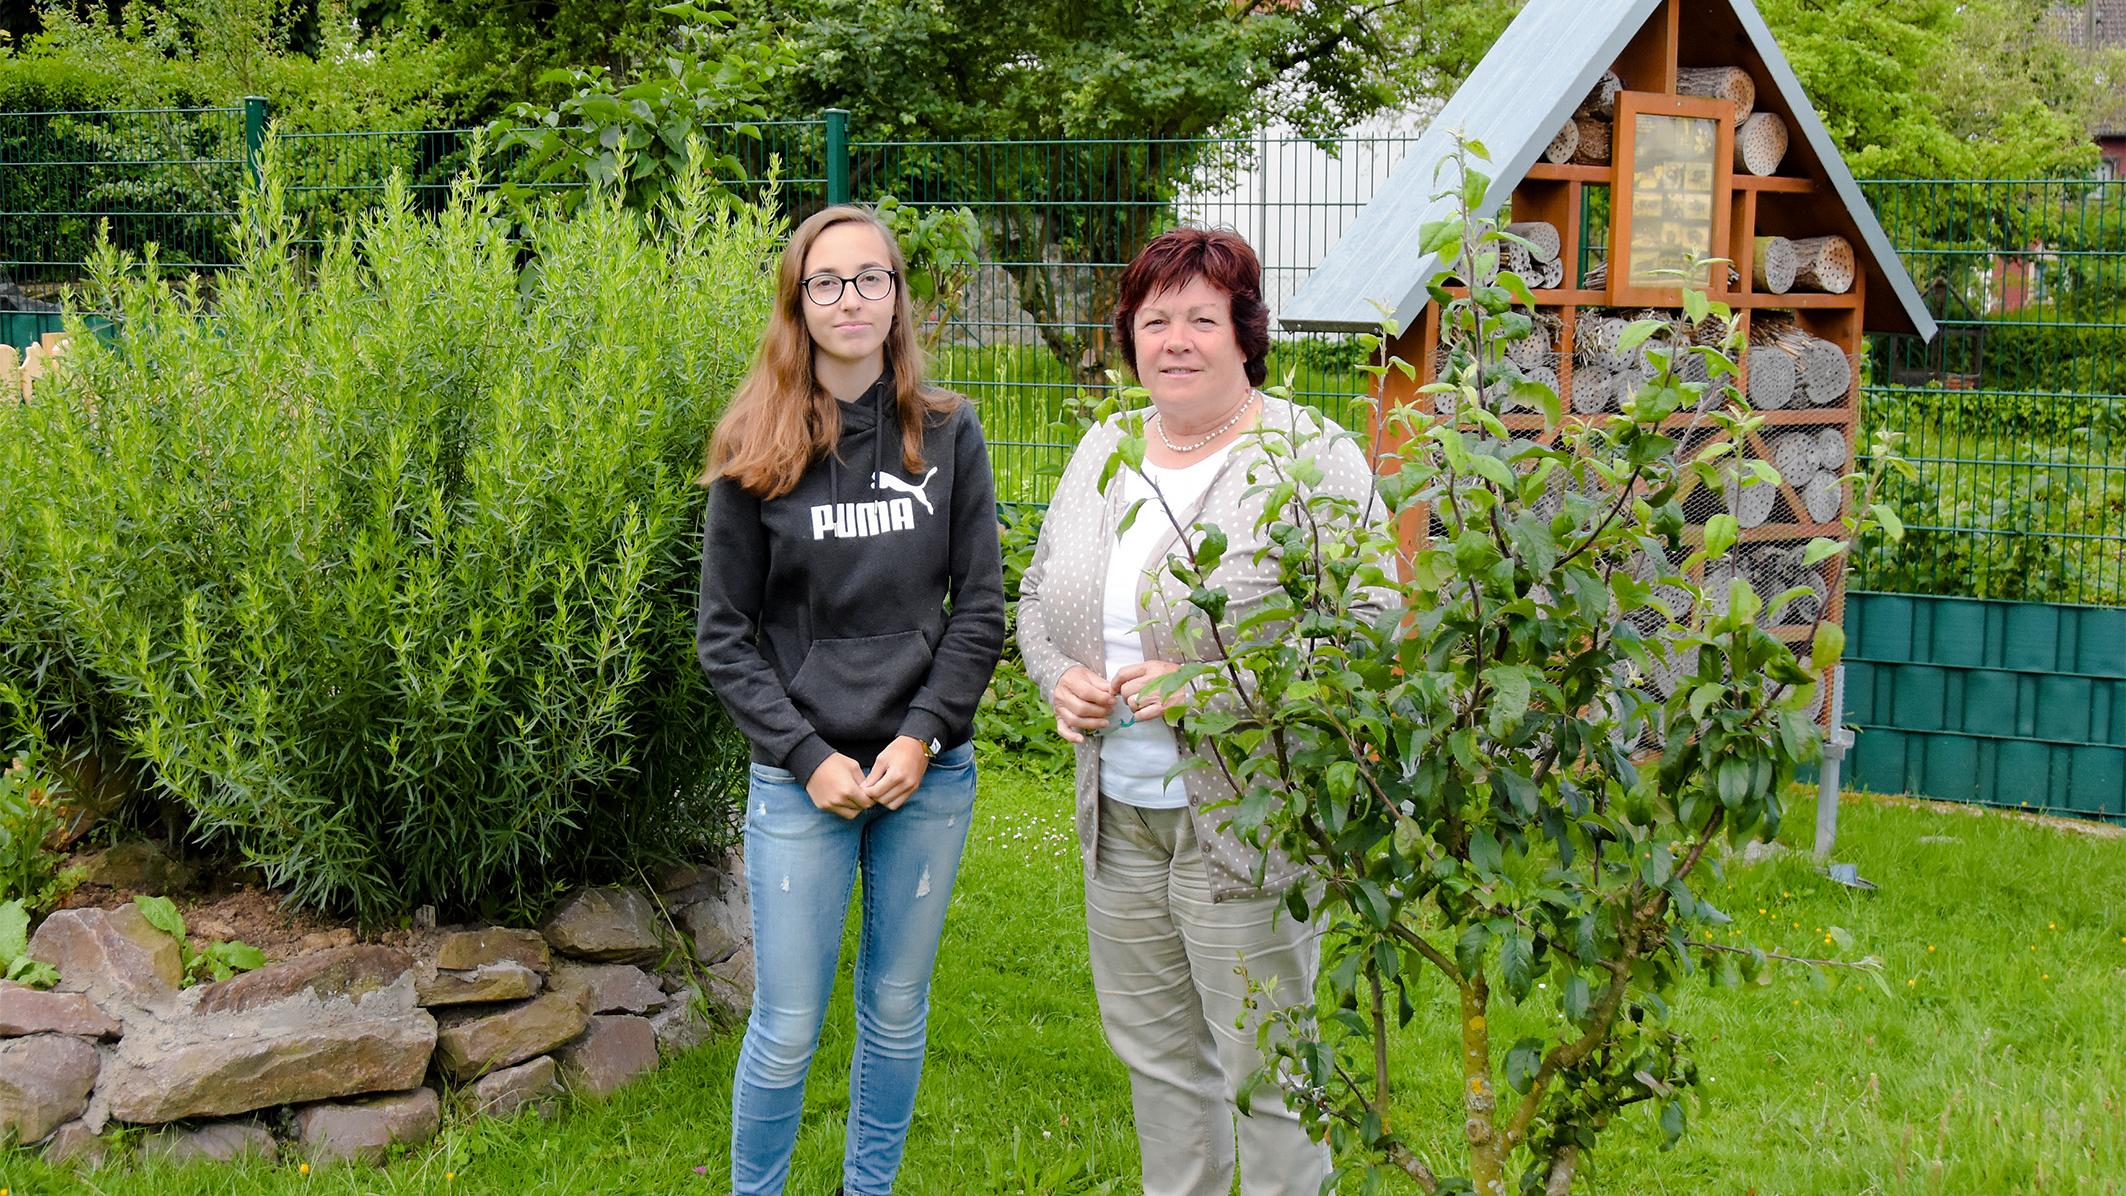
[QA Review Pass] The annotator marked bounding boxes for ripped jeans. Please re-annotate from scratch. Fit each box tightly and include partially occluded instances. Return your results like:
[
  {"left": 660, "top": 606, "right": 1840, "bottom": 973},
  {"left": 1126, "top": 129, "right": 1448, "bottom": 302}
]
[{"left": 729, "top": 741, "right": 978, "bottom": 1196}]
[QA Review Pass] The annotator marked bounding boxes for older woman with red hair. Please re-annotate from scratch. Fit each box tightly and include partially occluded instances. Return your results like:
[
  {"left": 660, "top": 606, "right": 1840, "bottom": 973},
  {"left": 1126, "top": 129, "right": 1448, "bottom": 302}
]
[{"left": 1016, "top": 228, "right": 1376, "bottom": 1194}]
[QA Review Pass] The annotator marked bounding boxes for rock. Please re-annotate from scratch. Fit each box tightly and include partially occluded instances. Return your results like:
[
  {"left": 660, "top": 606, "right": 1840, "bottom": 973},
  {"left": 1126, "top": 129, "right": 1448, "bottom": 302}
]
[
  {"left": 79, "top": 838, "right": 195, "bottom": 893},
  {"left": 26, "top": 906, "right": 183, "bottom": 1013},
  {"left": 42, "top": 1118, "right": 108, "bottom": 1168},
  {"left": 433, "top": 927, "right": 551, "bottom": 974},
  {"left": 141, "top": 1119, "right": 279, "bottom": 1164},
  {"left": 296, "top": 929, "right": 358, "bottom": 955},
  {"left": 652, "top": 861, "right": 712, "bottom": 895},
  {"left": 548, "top": 962, "right": 664, "bottom": 1014},
  {"left": 193, "top": 946, "right": 413, "bottom": 1015},
  {"left": 648, "top": 990, "right": 715, "bottom": 1057},
  {"left": 555, "top": 1015, "right": 659, "bottom": 1098},
  {"left": 705, "top": 943, "right": 755, "bottom": 1020},
  {"left": 469, "top": 1055, "right": 560, "bottom": 1118},
  {"left": 98, "top": 973, "right": 435, "bottom": 1123},
  {"left": 0, "top": 1034, "right": 102, "bottom": 1144},
  {"left": 677, "top": 888, "right": 748, "bottom": 969},
  {"left": 433, "top": 991, "right": 588, "bottom": 1082},
  {"left": 0, "top": 983, "right": 123, "bottom": 1039},
  {"left": 416, "top": 962, "right": 542, "bottom": 1007},
  {"left": 294, "top": 1087, "right": 440, "bottom": 1166},
  {"left": 541, "top": 887, "right": 663, "bottom": 964}
]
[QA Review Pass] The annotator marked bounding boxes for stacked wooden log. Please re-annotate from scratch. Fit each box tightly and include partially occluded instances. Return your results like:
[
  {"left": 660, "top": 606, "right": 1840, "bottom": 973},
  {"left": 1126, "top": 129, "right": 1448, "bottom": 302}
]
[
  {"left": 1501, "top": 222, "right": 1567, "bottom": 290},
  {"left": 1748, "top": 235, "right": 1854, "bottom": 295},
  {"left": 1748, "top": 317, "right": 1854, "bottom": 405},
  {"left": 1734, "top": 112, "right": 1790, "bottom": 176},
  {"left": 1761, "top": 428, "right": 1850, "bottom": 524},
  {"left": 1552, "top": 68, "right": 1624, "bottom": 166},
  {"left": 1676, "top": 66, "right": 1756, "bottom": 123}
]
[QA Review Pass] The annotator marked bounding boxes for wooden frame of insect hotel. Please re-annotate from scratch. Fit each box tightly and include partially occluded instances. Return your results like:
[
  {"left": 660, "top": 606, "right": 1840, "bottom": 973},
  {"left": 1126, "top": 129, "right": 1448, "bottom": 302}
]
[{"left": 1283, "top": 0, "right": 1938, "bottom": 729}]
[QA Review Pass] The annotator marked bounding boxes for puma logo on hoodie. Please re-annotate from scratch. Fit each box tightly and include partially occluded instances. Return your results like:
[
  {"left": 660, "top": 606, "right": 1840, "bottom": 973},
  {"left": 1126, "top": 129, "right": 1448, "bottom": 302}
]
[{"left": 809, "top": 466, "right": 937, "bottom": 540}]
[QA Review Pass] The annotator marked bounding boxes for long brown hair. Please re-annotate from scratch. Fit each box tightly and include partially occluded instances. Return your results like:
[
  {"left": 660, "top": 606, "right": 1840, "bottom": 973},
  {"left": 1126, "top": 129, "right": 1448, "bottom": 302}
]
[{"left": 702, "top": 205, "right": 958, "bottom": 498}]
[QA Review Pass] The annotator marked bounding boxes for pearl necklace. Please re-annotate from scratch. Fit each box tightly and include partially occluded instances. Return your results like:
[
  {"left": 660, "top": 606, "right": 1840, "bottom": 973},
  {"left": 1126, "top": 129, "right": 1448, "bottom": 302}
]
[{"left": 1152, "top": 390, "right": 1257, "bottom": 454}]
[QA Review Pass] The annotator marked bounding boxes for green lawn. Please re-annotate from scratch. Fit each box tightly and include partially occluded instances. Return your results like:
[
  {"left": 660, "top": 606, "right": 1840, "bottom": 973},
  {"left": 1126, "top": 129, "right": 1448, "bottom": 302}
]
[{"left": 6, "top": 754, "right": 2125, "bottom": 1195}]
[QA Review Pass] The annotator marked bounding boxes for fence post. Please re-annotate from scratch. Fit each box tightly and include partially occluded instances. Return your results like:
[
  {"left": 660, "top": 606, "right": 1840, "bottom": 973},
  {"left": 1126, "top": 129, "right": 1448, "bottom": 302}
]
[
  {"left": 825, "top": 108, "right": 850, "bottom": 206},
  {"left": 243, "top": 96, "right": 269, "bottom": 189}
]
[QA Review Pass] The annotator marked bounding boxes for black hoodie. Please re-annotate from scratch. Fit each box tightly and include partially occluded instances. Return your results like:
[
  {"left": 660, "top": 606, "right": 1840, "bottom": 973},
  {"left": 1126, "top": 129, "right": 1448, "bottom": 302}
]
[{"left": 695, "top": 369, "right": 1006, "bottom": 784}]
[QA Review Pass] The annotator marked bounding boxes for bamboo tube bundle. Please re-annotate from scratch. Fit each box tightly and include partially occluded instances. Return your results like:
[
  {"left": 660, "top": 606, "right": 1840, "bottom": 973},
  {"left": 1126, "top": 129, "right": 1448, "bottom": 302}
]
[
  {"left": 1574, "top": 314, "right": 1627, "bottom": 370},
  {"left": 1798, "top": 338, "right": 1854, "bottom": 404},
  {"left": 1579, "top": 69, "right": 1624, "bottom": 119},
  {"left": 1752, "top": 236, "right": 1798, "bottom": 294},
  {"left": 1733, "top": 112, "right": 1790, "bottom": 176},
  {"left": 1788, "top": 235, "right": 1855, "bottom": 294},
  {"left": 1532, "top": 310, "right": 1565, "bottom": 351},
  {"left": 1572, "top": 116, "right": 1611, "bottom": 165},
  {"left": 1544, "top": 119, "right": 1582, "bottom": 165},
  {"left": 1677, "top": 66, "right": 1756, "bottom": 123},
  {"left": 1581, "top": 260, "right": 1607, "bottom": 291},
  {"left": 1813, "top": 427, "right": 1848, "bottom": 472},
  {"left": 1803, "top": 471, "right": 1843, "bottom": 524},
  {"left": 1745, "top": 344, "right": 1797, "bottom": 410}
]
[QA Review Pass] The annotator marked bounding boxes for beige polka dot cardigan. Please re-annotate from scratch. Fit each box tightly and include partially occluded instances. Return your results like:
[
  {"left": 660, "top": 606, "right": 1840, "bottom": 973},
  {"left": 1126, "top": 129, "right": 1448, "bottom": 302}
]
[{"left": 1015, "top": 393, "right": 1385, "bottom": 902}]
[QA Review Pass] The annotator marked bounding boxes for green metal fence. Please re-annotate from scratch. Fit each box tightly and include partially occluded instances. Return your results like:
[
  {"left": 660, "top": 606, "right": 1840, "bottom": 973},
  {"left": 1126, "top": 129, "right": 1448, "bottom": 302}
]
[
  {"left": 5, "top": 103, "right": 2122, "bottom": 613},
  {"left": 1856, "top": 179, "right": 2125, "bottom": 608}
]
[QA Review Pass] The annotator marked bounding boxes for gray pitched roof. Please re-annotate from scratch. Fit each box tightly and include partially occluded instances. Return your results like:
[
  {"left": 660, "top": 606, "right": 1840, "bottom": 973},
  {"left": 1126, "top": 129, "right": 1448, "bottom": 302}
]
[{"left": 1281, "top": 0, "right": 1937, "bottom": 341}]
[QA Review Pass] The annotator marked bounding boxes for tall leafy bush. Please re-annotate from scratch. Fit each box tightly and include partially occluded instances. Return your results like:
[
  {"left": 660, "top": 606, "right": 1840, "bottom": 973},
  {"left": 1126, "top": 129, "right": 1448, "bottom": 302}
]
[{"left": 0, "top": 145, "right": 770, "bottom": 921}]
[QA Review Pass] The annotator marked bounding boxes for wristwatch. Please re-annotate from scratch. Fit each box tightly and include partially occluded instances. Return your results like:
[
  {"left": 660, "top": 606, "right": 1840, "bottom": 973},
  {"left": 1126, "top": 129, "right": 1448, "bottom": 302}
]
[{"left": 921, "top": 736, "right": 942, "bottom": 759}]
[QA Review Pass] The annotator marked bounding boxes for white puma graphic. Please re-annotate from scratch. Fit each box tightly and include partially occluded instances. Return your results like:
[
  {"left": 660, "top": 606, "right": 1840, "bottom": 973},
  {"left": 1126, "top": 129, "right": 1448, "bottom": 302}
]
[{"left": 872, "top": 466, "right": 939, "bottom": 516}]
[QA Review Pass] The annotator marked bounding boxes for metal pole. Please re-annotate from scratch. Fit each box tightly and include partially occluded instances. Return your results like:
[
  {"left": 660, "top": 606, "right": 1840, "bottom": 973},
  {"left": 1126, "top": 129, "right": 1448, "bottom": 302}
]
[
  {"left": 1814, "top": 664, "right": 1852, "bottom": 860},
  {"left": 824, "top": 108, "right": 850, "bottom": 207},
  {"left": 242, "top": 96, "right": 268, "bottom": 190}
]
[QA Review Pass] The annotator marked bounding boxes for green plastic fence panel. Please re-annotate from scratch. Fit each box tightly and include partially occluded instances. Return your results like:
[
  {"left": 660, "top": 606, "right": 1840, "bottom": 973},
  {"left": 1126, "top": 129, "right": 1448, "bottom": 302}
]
[{"left": 1842, "top": 591, "right": 2126, "bottom": 818}]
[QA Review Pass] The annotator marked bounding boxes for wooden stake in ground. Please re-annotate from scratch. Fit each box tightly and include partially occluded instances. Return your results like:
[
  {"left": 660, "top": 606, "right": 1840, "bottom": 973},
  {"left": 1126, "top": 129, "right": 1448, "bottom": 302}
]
[
  {"left": 1676, "top": 66, "right": 1756, "bottom": 123},
  {"left": 1733, "top": 112, "right": 1789, "bottom": 176},
  {"left": 1789, "top": 235, "right": 1856, "bottom": 294},
  {"left": 1752, "top": 236, "right": 1797, "bottom": 294}
]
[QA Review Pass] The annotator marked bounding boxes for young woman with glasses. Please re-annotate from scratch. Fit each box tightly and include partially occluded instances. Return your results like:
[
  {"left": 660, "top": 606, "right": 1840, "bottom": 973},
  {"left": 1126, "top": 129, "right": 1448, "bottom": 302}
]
[{"left": 696, "top": 204, "right": 1007, "bottom": 1195}]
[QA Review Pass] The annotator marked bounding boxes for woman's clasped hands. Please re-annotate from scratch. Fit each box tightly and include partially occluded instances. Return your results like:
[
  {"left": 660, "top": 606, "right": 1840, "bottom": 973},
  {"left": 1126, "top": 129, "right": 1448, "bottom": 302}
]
[{"left": 1049, "top": 661, "right": 1182, "bottom": 743}]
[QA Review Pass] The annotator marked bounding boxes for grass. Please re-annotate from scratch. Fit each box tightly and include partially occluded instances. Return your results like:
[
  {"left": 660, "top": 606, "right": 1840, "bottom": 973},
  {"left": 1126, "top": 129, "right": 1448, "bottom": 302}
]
[{"left": 4, "top": 755, "right": 2124, "bottom": 1195}]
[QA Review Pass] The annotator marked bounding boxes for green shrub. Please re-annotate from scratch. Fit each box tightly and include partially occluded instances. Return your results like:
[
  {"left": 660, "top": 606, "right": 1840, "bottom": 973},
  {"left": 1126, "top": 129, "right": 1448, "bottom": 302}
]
[
  {"left": 0, "top": 146, "right": 770, "bottom": 921},
  {"left": 0, "top": 751, "right": 83, "bottom": 914}
]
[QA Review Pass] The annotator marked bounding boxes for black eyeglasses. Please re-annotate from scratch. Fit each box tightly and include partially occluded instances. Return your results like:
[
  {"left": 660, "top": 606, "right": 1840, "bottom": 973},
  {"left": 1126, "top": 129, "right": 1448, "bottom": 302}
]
[{"left": 802, "top": 268, "right": 897, "bottom": 306}]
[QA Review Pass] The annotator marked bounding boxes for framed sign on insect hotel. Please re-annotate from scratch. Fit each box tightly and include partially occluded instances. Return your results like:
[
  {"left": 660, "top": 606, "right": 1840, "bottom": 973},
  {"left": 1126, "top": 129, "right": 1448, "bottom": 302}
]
[{"left": 1608, "top": 91, "right": 1734, "bottom": 306}]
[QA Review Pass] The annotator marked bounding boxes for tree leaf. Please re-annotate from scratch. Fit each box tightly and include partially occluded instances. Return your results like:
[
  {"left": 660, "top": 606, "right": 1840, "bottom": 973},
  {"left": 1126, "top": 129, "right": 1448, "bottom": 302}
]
[
  {"left": 134, "top": 895, "right": 186, "bottom": 942},
  {"left": 0, "top": 898, "right": 28, "bottom": 961},
  {"left": 1703, "top": 513, "right": 1738, "bottom": 559},
  {"left": 1505, "top": 1038, "right": 1544, "bottom": 1093},
  {"left": 1812, "top": 623, "right": 1846, "bottom": 672},
  {"left": 1500, "top": 929, "right": 1535, "bottom": 1002}
]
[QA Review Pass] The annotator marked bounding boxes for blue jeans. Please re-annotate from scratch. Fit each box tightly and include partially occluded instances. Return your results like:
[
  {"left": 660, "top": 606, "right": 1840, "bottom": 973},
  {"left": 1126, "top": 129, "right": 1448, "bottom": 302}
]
[{"left": 729, "top": 741, "right": 978, "bottom": 1196}]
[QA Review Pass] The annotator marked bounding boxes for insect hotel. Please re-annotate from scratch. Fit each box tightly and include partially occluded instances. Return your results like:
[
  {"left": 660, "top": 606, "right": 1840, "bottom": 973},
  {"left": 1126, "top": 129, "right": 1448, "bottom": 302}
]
[{"left": 1283, "top": 0, "right": 1937, "bottom": 731}]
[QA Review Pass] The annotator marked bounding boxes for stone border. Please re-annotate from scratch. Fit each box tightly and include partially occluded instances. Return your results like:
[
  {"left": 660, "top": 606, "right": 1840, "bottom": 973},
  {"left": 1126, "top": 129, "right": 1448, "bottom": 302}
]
[{"left": 1, "top": 853, "right": 752, "bottom": 1171}]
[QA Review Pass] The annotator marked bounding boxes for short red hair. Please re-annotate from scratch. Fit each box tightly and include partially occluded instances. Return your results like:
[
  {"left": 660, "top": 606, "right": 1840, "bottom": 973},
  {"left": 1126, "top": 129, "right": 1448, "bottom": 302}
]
[{"left": 1113, "top": 228, "right": 1270, "bottom": 388}]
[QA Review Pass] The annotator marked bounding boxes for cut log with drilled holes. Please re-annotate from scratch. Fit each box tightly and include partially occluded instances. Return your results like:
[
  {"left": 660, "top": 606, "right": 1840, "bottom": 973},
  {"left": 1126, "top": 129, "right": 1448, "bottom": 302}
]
[
  {"left": 1578, "top": 70, "right": 1624, "bottom": 119},
  {"left": 1788, "top": 235, "right": 1855, "bottom": 294},
  {"left": 1571, "top": 366, "right": 1615, "bottom": 413},
  {"left": 1745, "top": 344, "right": 1796, "bottom": 410},
  {"left": 1505, "top": 222, "right": 1561, "bottom": 263},
  {"left": 1752, "top": 237, "right": 1797, "bottom": 294},
  {"left": 1813, "top": 427, "right": 1848, "bottom": 472},
  {"left": 1733, "top": 112, "right": 1790, "bottom": 176},
  {"left": 1544, "top": 120, "right": 1582, "bottom": 165},
  {"left": 1502, "top": 240, "right": 1535, "bottom": 282},
  {"left": 1676, "top": 66, "right": 1756, "bottom": 123},
  {"left": 1768, "top": 432, "right": 1815, "bottom": 484},
  {"left": 1724, "top": 475, "right": 1779, "bottom": 528},
  {"left": 1804, "top": 472, "right": 1842, "bottom": 524},
  {"left": 1799, "top": 338, "right": 1853, "bottom": 404},
  {"left": 1536, "top": 257, "right": 1566, "bottom": 290},
  {"left": 1572, "top": 117, "right": 1611, "bottom": 165}
]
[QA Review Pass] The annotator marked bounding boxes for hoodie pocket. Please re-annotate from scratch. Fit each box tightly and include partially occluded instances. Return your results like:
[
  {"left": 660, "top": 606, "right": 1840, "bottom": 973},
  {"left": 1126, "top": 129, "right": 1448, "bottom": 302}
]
[{"left": 788, "top": 629, "right": 932, "bottom": 745}]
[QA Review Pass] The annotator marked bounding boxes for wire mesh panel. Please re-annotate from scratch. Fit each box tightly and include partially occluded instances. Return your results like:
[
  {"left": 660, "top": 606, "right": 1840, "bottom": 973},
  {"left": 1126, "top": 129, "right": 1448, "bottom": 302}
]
[
  {"left": 848, "top": 131, "right": 1420, "bottom": 504},
  {"left": 1858, "top": 179, "right": 2126, "bottom": 608},
  {"left": 0, "top": 106, "right": 247, "bottom": 294}
]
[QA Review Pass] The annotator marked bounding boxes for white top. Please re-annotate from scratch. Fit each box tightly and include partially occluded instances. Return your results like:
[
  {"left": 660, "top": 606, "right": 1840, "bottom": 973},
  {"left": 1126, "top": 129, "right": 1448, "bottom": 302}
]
[{"left": 1098, "top": 444, "right": 1236, "bottom": 807}]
